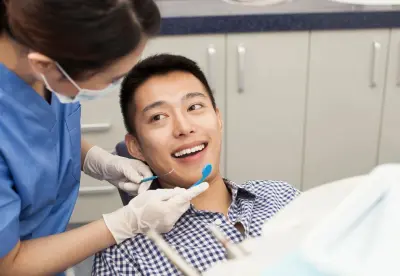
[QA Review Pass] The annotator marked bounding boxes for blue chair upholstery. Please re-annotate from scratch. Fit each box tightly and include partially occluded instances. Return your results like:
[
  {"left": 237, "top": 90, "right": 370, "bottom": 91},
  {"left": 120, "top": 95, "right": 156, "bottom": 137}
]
[{"left": 115, "top": 141, "right": 135, "bottom": 206}]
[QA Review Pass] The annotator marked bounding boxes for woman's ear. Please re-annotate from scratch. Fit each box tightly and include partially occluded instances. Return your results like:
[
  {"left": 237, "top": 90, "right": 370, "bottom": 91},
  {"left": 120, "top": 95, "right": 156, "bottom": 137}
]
[
  {"left": 27, "top": 52, "right": 57, "bottom": 75},
  {"left": 125, "top": 133, "right": 145, "bottom": 161}
]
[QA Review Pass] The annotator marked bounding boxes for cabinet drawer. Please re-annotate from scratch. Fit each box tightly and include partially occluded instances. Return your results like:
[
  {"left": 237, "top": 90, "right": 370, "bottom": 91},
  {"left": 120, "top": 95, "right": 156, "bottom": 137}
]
[
  {"left": 80, "top": 92, "right": 126, "bottom": 150},
  {"left": 69, "top": 173, "right": 123, "bottom": 223}
]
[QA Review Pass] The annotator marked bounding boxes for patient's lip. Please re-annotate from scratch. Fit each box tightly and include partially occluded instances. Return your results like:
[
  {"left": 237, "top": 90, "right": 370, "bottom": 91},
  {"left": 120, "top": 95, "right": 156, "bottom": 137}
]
[{"left": 172, "top": 141, "right": 208, "bottom": 155}]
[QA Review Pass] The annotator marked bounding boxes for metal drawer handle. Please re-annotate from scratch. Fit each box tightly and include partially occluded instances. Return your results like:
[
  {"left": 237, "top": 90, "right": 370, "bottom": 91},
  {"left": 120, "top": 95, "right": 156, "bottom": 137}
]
[
  {"left": 207, "top": 45, "right": 217, "bottom": 93},
  {"left": 370, "top": 41, "right": 381, "bottom": 88},
  {"left": 237, "top": 44, "right": 246, "bottom": 93},
  {"left": 81, "top": 123, "right": 111, "bottom": 133},
  {"left": 79, "top": 185, "right": 116, "bottom": 195}
]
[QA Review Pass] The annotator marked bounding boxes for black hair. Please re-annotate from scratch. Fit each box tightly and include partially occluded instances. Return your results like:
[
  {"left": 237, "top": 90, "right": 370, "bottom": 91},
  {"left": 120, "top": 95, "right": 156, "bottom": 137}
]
[
  {"left": 3, "top": 0, "right": 160, "bottom": 80},
  {"left": 0, "top": 0, "right": 6, "bottom": 33},
  {"left": 120, "top": 54, "right": 217, "bottom": 136}
]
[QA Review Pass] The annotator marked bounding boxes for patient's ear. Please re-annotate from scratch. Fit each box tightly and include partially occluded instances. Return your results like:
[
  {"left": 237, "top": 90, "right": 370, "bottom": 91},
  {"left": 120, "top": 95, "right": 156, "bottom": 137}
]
[{"left": 125, "top": 134, "right": 145, "bottom": 161}]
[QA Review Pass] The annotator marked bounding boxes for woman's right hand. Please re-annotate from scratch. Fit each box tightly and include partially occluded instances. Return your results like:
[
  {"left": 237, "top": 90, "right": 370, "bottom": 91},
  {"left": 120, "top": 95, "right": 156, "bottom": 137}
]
[{"left": 102, "top": 182, "right": 209, "bottom": 244}]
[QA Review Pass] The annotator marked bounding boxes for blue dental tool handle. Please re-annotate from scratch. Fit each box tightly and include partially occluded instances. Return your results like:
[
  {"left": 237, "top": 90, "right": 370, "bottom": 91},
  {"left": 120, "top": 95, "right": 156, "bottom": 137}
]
[
  {"left": 140, "top": 168, "right": 175, "bottom": 184},
  {"left": 192, "top": 164, "right": 212, "bottom": 187},
  {"left": 140, "top": 175, "right": 158, "bottom": 184}
]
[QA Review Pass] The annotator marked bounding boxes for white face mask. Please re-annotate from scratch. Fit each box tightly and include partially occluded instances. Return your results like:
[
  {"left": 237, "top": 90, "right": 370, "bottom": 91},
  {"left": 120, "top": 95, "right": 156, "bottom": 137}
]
[{"left": 41, "top": 62, "right": 123, "bottom": 104}]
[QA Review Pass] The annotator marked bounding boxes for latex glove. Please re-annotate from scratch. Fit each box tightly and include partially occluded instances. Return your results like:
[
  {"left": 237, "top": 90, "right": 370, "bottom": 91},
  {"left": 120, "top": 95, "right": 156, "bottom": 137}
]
[
  {"left": 103, "top": 182, "right": 209, "bottom": 244},
  {"left": 83, "top": 146, "right": 153, "bottom": 194}
]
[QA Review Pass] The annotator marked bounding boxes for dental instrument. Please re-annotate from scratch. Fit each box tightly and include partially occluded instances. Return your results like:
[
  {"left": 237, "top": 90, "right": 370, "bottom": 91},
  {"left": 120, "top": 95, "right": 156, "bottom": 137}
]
[
  {"left": 146, "top": 228, "right": 201, "bottom": 276},
  {"left": 192, "top": 164, "right": 212, "bottom": 187},
  {"left": 209, "top": 224, "right": 248, "bottom": 260},
  {"left": 140, "top": 168, "right": 175, "bottom": 184}
]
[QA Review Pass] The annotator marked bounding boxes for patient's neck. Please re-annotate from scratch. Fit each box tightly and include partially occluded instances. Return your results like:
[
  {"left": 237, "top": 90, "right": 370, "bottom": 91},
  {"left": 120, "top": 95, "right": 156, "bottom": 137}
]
[
  {"left": 162, "top": 175, "right": 231, "bottom": 216},
  {"left": 191, "top": 176, "right": 231, "bottom": 216}
]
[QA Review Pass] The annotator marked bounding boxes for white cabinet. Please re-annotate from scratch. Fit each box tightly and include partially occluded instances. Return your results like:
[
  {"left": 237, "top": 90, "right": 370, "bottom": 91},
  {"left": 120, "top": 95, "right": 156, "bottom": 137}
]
[
  {"left": 80, "top": 92, "right": 125, "bottom": 151},
  {"left": 71, "top": 87, "right": 124, "bottom": 223},
  {"left": 303, "top": 30, "right": 390, "bottom": 190},
  {"left": 69, "top": 177, "right": 122, "bottom": 223},
  {"left": 142, "top": 35, "right": 227, "bottom": 176},
  {"left": 225, "top": 32, "right": 309, "bottom": 189},
  {"left": 379, "top": 29, "right": 400, "bottom": 165}
]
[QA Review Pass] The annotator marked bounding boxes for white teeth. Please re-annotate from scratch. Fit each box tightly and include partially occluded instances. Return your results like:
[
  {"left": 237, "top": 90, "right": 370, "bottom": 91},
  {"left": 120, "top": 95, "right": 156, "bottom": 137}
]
[{"left": 174, "top": 144, "right": 205, "bottom": 157}]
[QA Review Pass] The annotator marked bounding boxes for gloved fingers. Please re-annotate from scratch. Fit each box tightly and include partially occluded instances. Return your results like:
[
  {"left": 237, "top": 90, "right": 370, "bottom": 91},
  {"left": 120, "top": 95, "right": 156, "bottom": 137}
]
[
  {"left": 122, "top": 166, "right": 146, "bottom": 184},
  {"left": 144, "top": 187, "right": 185, "bottom": 202},
  {"left": 117, "top": 181, "right": 140, "bottom": 194},
  {"left": 132, "top": 159, "right": 154, "bottom": 179},
  {"left": 138, "top": 181, "right": 152, "bottom": 194},
  {"left": 185, "top": 182, "right": 209, "bottom": 200},
  {"left": 170, "top": 182, "right": 210, "bottom": 205}
]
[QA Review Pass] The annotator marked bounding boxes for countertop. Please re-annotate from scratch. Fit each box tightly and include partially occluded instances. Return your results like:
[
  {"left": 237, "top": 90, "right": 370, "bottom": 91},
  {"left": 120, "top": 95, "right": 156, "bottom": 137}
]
[{"left": 155, "top": 0, "right": 400, "bottom": 35}]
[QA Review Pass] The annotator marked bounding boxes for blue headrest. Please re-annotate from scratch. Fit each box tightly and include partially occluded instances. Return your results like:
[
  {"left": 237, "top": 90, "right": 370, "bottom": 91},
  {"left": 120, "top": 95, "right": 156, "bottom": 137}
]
[{"left": 115, "top": 141, "right": 133, "bottom": 159}]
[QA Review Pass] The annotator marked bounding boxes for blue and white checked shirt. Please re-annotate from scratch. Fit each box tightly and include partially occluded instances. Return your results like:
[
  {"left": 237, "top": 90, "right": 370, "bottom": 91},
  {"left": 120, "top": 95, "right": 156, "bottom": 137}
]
[{"left": 92, "top": 180, "right": 300, "bottom": 275}]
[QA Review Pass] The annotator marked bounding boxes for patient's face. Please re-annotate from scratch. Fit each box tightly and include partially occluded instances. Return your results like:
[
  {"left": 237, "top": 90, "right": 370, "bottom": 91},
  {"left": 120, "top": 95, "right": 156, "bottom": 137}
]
[{"left": 127, "top": 71, "right": 222, "bottom": 188}]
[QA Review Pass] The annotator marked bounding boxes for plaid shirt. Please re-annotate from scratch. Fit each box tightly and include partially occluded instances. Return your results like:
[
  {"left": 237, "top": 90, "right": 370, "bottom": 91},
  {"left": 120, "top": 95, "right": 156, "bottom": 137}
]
[{"left": 92, "top": 180, "right": 300, "bottom": 275}]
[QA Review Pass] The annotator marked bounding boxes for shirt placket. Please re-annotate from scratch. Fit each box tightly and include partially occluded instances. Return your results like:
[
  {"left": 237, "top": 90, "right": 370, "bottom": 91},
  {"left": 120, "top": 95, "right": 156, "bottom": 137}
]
[{"left": 227, "top": 192, "right": 256, "bottom": 239}]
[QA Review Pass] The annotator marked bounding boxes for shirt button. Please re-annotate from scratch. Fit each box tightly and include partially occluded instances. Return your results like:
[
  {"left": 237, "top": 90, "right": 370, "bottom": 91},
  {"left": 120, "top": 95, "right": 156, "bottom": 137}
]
[{"left": 214, "top": 219, "right": 223, "bottom": 226}]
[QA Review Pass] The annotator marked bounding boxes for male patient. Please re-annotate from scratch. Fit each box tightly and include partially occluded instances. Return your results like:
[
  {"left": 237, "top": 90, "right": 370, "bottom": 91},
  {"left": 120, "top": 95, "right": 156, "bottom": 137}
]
[{"left": 92, "top": 54, "right": 300, "bottom": 275}]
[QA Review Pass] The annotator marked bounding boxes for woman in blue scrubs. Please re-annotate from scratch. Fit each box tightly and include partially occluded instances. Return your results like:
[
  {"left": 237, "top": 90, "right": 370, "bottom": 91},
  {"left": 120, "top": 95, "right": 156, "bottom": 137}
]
[{"left": 0, "top": 1, "right": 208, "bottom": 275}]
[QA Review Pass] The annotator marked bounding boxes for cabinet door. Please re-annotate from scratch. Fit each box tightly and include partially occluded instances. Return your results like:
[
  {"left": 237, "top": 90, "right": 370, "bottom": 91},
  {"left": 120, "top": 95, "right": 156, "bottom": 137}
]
[
  {"left": 379, "top": 29, "right": 400, "bottom": 165},
  {"left": 142, "top": 35, "right": 227, "bottom": 175},
  {"left": 226, "top": 32, "right": 309, "bottom": 189},
  {"left": 303, "top": 30, "right": 390, "bottom": 190},
  {"left": 75, "top": 71, "right": 126, "bottom": 224}
]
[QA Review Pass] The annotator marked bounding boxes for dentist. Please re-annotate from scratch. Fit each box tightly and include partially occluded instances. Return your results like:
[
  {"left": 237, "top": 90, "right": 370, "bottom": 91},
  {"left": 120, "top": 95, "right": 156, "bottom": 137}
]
[{"left": 0, "top": 1, "right": 208, "bottom": 275}]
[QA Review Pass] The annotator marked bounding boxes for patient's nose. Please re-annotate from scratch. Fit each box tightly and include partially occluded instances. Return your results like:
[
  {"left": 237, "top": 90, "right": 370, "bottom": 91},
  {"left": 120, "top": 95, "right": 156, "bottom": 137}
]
[{"left": 173, "top": 113, "right": 196, "bottom": 137}]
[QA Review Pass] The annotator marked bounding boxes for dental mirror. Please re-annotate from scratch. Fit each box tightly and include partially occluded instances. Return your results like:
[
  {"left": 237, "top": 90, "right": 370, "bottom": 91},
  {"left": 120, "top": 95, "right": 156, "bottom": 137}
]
[{"left": 192, "top": 163, "right": 212, "bottom": 187}]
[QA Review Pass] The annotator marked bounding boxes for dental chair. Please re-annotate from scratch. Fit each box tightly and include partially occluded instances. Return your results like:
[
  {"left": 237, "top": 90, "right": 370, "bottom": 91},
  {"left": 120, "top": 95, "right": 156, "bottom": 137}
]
[{"left": 115, "top": 141, "right": 135, "bottom": 206}]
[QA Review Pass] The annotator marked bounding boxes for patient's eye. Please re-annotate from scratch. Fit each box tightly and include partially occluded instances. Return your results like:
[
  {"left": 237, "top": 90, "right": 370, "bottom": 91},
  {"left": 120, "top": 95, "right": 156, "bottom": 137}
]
[
  {"left": 188, "top": 104, "right": 203, "bottom": 111},
  {"left": 151, "top": 114, "right": 167, "bottom": 122}
]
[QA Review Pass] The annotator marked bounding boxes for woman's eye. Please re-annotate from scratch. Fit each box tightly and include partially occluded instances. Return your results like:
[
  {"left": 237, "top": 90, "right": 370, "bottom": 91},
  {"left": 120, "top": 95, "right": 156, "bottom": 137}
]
[
  {"left": 188, "top": 104, "right": 203, "bottom": 111},
  {"left": 151, "top": 114, "right": 167, "bottom": 122}
]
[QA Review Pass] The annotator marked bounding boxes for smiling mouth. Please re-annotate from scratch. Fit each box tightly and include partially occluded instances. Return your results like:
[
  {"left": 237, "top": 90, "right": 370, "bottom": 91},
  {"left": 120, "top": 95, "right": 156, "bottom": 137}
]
[{"left": 172, "top": 143, "right": 208, "bottom": 159}]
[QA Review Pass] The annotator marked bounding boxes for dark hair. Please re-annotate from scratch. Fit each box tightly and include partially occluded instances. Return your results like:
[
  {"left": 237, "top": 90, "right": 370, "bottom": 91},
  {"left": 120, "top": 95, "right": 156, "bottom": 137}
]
[
  {"left": 120, "top": 54, "right": 217, "bottom": 136},
  {"left": 4, "top": 0, "right": 160, "bottom": 79},
  {"left": 0, "top": 0, "right": 6, "bottom": 33}
]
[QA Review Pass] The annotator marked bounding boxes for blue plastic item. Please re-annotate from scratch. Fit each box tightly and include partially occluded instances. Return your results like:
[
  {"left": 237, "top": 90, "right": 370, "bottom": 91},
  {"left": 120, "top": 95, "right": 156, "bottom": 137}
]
[{"left": 192, "top": 164, "right": 212, "bottom": 187}]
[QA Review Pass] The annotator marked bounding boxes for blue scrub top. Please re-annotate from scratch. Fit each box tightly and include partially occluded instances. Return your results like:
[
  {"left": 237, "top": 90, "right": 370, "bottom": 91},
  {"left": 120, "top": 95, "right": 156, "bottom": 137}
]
[{"left": 0, "top": 64, "right": 81, "bottom": 264}]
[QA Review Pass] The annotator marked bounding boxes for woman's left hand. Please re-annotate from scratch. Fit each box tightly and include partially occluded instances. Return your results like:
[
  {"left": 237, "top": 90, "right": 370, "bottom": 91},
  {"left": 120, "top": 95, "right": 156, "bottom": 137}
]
[{"left": 83, "top": 145, "right": 153, "bottom": 194}]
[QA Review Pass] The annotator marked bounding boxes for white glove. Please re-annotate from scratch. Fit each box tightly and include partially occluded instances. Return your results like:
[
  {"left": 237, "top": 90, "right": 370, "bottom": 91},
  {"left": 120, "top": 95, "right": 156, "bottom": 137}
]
[
  {"left": 103, "top": 182, "right": 209, "bottom": 244},
  {"left": 83, "top": 146, "right": 153, "bottom": 194}
]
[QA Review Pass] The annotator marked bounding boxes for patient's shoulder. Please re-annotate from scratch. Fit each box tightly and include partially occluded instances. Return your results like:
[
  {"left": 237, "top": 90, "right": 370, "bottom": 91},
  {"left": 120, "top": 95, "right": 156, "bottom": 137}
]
[{"left": 240, "top": 179, "right": 300, "bottom": 203}]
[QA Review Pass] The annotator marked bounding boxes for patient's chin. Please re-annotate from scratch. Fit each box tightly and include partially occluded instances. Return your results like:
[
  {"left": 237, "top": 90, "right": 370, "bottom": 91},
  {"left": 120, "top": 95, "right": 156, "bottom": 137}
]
[{"left": 158, "top": 178, "right": 199, "bottom": 190}]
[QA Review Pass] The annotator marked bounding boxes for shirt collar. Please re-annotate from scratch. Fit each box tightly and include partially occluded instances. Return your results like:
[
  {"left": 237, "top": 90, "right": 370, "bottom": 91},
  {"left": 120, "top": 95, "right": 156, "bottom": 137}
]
[{"left": 224, "top": 179, "right": 256, "bottom": 202}]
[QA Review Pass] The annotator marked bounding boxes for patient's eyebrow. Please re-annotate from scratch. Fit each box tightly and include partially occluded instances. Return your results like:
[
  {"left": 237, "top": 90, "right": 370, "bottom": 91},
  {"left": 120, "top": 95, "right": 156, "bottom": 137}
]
[
  {"left": 183, "top": 92, "right": 206, "bottom": 100},
  {"left": 142, "top": 101, "right": 166, "bottom": 113},
  {"left": 142, "top": 92, "right": 207, "bottom": 114}
]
